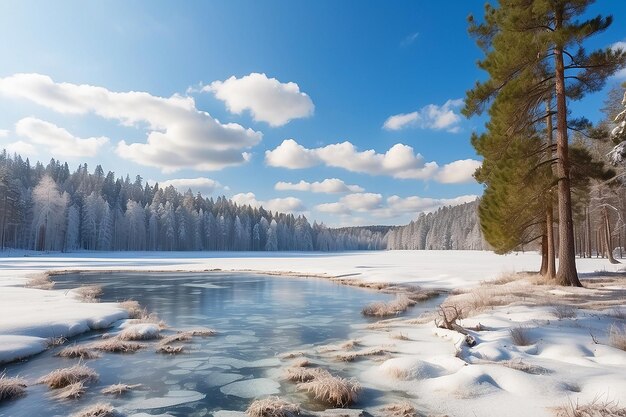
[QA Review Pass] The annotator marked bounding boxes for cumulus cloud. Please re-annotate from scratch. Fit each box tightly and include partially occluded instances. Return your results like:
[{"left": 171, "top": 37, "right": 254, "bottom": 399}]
[
  {"left": 315, "top": 193, "right": 478, "bottom": 219},
  {"left": 231, "top": 192, "right": 306, "bottom": 214},
  {"left": 266, "top": 139, "right": 436, "bottom": 179},
  {"left": 274, "top": 178, "right": 364, "bottom": 194},
  {"left": 14, "top": 117, "right": 109, "bottom": 158},
  {"left": 206, "top": 73, "right": 314, "bottom": 126},
  {"left": 0, "top": 73, "right": 262, "bottom": 172},
  {"left": 435, "top": 159, "right": 481, "bottom": 184},
  {"left": 155, "top": 177, "right": 222, "bottom": 195},
  {"left": 383, "top": 99, "right": 464, "bottom": 132},
  {"left": 265, "top": 139, "right": 478, "bottom": 183}
]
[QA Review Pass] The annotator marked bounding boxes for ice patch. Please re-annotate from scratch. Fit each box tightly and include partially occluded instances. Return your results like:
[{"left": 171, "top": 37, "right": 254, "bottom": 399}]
[
  {"left": 124, "top": 390, "right": 205, "bottom": 410},
  {"left": 220, "top": 378, "right": 280, "bottom": 398}
]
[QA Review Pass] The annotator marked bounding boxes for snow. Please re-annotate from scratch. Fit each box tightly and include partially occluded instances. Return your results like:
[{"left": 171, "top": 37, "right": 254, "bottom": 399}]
[{"left": 1, "top": 250, "right": 625, "bottom": 416}]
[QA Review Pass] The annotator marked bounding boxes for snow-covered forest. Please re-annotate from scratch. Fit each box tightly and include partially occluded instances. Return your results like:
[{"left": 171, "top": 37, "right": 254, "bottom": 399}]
[
  {"left": 386, "top": 200, "right": 488, "bottom": 250},
  {"left": 0, "top": 152, "right": 388, "bottom": 252}
]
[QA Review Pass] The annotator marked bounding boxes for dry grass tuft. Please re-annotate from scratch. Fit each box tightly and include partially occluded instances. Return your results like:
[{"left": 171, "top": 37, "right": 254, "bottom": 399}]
[
  {"left": 246, "top": 396, "right": 301, "bottom": 417},
  {"left": 101, "top": 383, "right": 142, "bottom": 395},
  {"left": 46, "top": 337, "right": 67, "bottom": 347},
  {"left": 37, "top": 364, "right": 98, "bottom": 389},
  {"left": 74, "top": 285, "right": 103, "bottom": 302},
  {"left": 119, "top": 300, "right": 143, "bottom": 319},
  {"left": 510, "top": 327, "right": 533, "bottom": 346},
  {"left": 490, "top": 272, "right": 522, "bottom": 285},
  {"left": 391, "top": 332, "right": 410, "bottom": 341},
  {"left": 290, "top": 358, "right": 310, "bottom": 368},
  {"left": 336, "top": 348, "right": 387, "bottom": 362},
  {"left": 69, "top": 402, "right": 117, "bottom": 417},
  {"left": 117, "top": 325, "right": 160, "bottom": 341},
  {"left": 278, "top": 351, "right": 306, "bottom": 359},
  {"left": 0, "top": 374, "right": 27, "bottom": 402},
  {"left": 52, "top": 381, "right": 85, "bottom": 400},
  {"left": 499, "top": 359, "right": 550, "bottom": 375},
  {"left": 362, "top": 295, "right": 415, "bottom": 317},
  {"left": 87, "top": 338, "right": 145, "bottom": 353},
  {"left": 56, "top": 345, "right": 101, "bottom": 360},
  {"left": 379, "top": 402, "right": 419, "bottom": 417},
  {"left": 158, "top": 328, "right": 216, "bottom": 347},
  {"left": 609, "top": 324, "right": 626, "bottom": 351},
  {"left": 385, "top": 366, "right": 412, "bottom": 381},
  {"left": 156, "top": 344, "right": 185, "bottom": 355},
  {"left": 25, "top": 274, "right": 54, "bottom": 290},
  {"left": 297, "top": 374, "right": 361, "bottom": 407},
  {"left": 284, "top": 367, "right": 331, "bottom": 383},
  {"left": 552, "top": 304, "right": 577, "bottom": 320},
  {"left": 554, "top": 397, "right": 626, "bottom": 417}
]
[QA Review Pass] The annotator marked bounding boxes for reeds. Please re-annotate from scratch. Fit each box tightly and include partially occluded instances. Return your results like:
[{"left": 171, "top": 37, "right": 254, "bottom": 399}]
[
  {"left": 37, "top": 364, "right": 98, "bottom": 389},
  {"left": 246, "top": 396, "right": 301, "bottom": 417},
  {"left": 0, "top": 374, "right": 27, "bottom": 402}
]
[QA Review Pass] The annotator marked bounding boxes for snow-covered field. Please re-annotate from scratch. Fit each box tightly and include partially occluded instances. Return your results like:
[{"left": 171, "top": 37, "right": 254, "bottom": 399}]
[{"left": 1, "top": 250, "right": 625, "bottom": 416}]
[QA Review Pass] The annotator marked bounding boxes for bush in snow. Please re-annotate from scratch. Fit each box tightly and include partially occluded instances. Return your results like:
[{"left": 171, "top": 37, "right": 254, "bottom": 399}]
[
  {"left": 510, "top": 326, "right": 533, "bottom": 346},
  {"left": 297, "top": 374, "right": 361, "bottom": 407}
]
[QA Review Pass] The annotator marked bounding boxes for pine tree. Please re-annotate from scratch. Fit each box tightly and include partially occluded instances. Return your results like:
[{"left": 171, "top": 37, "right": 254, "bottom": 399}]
[{"left": 464, "top": 0, "right": 626, "bottom": 286}]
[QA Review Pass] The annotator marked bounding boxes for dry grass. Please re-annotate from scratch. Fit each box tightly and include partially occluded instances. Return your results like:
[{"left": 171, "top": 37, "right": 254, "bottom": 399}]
[
  {"left": 74, "top": 285, "right": 103, "bottom": 302},
  {"left": 499, "top": 359, "right": 551, "bottom": 375},
  {"left": 317, "top": 339, "right": 359, "bottom": 353},
  {"left": 52, "top": 381, "right": 85, "bottom": 400},
  {"left": 69, "top": 402, "right": 117, "bottom": 417},
  {"left": 278, "top": 351, "right": 306, "bottom": 359},
  {"left": 554, "top": 398, "right": 626, "bottom": 417},
  {"left": 56, "top": 345, "right": 101, "bottom": 360},
  {"left": 510, "top": 327, "right": 533, "bottom": 346},
  {"left": 609, "top": 324, "right": 626, "bottom": 351},
  {"left": 378, "top": 402, "right": 419, "bottom": 417},
  {"left": 25, "top": 274, "right": 54, "bottom": 290},
  {"left": 118, "top": 300, "right": 143, "bottom": 319},
  {"left": 297, "top": 374, "right": 361, "bottom": 407},
  {"left": 290, "top": 358, "right": 310, "bottom": 368},
  {"left": 284, "top": 367, "right": 331, "bottom": 383},
  {"left": 385, "top": 366, "right": 412, "bottom": 381},
  {"left": 156, "top": 344, "right": 185, "bottom": 355},
  {"left": 391, "top": 332, "right": 410, "bottom": 341},
  {"left": 246, "top": 396, "right": 301, "bottom": 417},
  {"left": 362, "top": 295, "right": 415, "bottom": 317},
  {"left": 37, "top": 364, "right": 98, "bottom": 389},
  {"left": 336, "top": 348, "right": 387, "bottom": 362},
  {"left": 117, "top": 325, "right": 161, "bottom": 341},
  {"left": 0, "top": 374, "right": 27, "bottom": 402},
  {"left": 46, "top": 337, "right": 67, "bottom": 347},
  {"left": 552, "top": 304, "right": 577, "bottom": 320},
  {"left": 87, "top": 338, "right": 145, "bottom": 353},
  {"left": 101, "top": 383, "right": 142, "bottom": 395},
  {"left": 158, "top": 328, "right": 216, "bottom": 346}
]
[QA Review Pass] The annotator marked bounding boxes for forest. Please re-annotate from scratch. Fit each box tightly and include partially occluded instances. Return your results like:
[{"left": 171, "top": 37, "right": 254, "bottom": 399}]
[{"left": 0, "top": 152, "right": 388, "bottom": 252}]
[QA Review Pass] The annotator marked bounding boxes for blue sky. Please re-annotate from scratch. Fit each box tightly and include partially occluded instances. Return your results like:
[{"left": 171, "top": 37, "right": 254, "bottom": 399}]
[{"left": 0, "top": 1, "right": 625, "bottom": 226}]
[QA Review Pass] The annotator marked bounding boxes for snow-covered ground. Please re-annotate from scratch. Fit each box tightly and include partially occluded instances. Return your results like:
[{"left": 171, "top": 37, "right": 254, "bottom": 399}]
[{"left": 1, "top": 250, "right": 625, "bottom": 416}]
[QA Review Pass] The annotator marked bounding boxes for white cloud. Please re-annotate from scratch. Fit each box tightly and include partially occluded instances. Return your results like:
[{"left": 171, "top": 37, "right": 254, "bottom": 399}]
[
  {"left": 274, "top": 178, "right": 364, "bottom": 194},
  {"left": 383, "top": 99, "right": 464, "bottom": 132},
  {"left": 206, "top": 73, "right": 314, "bottom": 127},
  {"left": 401, "top": 32, "right": 419, "bottom": 46},
  {"left": 4, "top": 140, "right": 37, "bottom": 157},
  {"left": 435, "top": 159, "right": 481, "bottom": 184},
  {"left": 611, "top": 41, "right": 626, "bottom": 52},
  {"left": 0, "top": 73, "right": 262, "bottom": 172},
  {"left": 155, "top": 177, "right": 222, "bottom": 195},
  {"left": 0, "top": 129, "right": 9, "bottom": 138},
  {"left": 315, "top": 193, "right": 478, "bottom": 219},
  {"left": 265, "top": 139, "right": 434, "bottom": 178},
  {"left": 15, "top": 117, "right": 109, "bottom": 158},
  {"left": 265, "top": 139, "right": 477, "bottom": 183},
  {"left": 231, "top": 192, "right": 306, "bottom": 214}
]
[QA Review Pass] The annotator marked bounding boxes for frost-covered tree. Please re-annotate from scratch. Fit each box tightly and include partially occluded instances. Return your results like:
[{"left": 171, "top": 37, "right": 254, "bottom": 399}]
[{"left": 31, "top": 175, "right": 68, "bottom": 251}]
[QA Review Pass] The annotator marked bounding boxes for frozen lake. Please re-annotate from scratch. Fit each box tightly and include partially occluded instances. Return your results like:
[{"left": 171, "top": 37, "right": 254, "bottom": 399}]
[{"left": 0, "top": 271, "right": 436, "bottom": 416}]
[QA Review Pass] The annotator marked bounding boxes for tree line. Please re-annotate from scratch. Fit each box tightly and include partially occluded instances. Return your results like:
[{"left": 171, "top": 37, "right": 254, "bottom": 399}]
[{"left": 0, "top": 152, "right": 386, "bottom": 252}]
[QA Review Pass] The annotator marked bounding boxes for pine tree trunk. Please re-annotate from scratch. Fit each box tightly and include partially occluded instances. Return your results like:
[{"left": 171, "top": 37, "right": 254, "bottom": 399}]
[
  {"left": 545, "top": 102, "right": 556, "bottom": 279},
  {"left": 586, "top": 207, "right": 592, "bottom": 258},
  {"left": 554, "top": 10, "right": 582, "bottom": 287},
  {"left": 603, "top": 206, "right": 620, "bottom": 264},
  {"left": 540, "top": 232, "right": 548, "bottom": 275}
]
